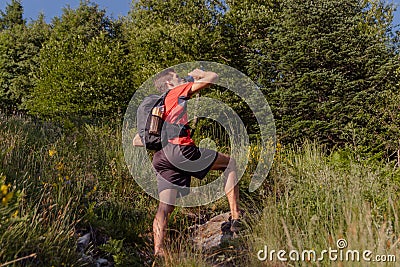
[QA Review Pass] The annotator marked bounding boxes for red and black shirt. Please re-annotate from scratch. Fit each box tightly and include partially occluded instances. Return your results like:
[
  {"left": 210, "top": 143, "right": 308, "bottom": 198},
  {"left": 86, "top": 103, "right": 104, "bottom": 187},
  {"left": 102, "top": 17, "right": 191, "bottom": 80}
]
[{"left": 163, "top": 82, "right": 195, "bottom": 146}]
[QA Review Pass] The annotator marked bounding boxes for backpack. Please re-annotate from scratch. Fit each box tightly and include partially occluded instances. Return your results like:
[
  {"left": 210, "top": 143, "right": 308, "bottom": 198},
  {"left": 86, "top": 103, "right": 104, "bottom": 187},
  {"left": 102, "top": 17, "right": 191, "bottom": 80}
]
[
  {"left": 137, "top": 90, "right": 192, "bottom": 151},
  {"left": 136, "top": 91, "right": 169, "bottom": 151}
]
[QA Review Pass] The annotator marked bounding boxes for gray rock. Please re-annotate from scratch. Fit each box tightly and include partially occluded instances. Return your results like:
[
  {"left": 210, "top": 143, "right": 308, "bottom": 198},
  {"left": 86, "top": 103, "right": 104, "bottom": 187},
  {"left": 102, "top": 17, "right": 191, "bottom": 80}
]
[
  {"left": 96, "top": 258, "right": 109, "bottom": 267},
  {"left": 77, "top": 233, "right": 91, "bottom": 253},
  {"left": 190, "top": 212, "right": 237, "bottom": 250}
]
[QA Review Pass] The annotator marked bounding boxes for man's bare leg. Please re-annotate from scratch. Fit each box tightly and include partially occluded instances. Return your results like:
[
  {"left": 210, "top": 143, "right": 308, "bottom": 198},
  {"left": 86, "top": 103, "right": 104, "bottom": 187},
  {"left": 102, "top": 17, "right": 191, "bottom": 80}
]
[
  {"left": 211, "top": 153, "right": 240, "bottom": 220},
  {"left": 153, "top": 189, "right": 177, "bottom": 256}
]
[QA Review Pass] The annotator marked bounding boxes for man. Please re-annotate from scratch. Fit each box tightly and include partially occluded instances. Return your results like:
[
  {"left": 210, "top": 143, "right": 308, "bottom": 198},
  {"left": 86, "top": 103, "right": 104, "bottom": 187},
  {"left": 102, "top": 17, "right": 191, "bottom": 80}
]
[{"left": 151, "top": 68, "right": 241, "bottom": 258}]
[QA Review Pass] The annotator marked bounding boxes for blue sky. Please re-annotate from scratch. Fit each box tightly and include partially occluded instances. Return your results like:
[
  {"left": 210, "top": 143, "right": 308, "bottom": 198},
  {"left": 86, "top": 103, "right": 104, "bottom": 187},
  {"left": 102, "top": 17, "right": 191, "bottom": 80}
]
[
  {"left": 0, "top": 0, "right": 132, "bottom": 21},
  {"left": 391, "top": 0, "right": 400, "bottom": 29},
  {"left": 0, "top": 0, "right": 399, "bottom": 30}
]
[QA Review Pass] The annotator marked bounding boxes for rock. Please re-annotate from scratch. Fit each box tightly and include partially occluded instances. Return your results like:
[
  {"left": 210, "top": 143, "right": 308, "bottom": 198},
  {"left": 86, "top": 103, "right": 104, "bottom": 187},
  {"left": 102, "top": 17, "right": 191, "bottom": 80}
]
[
  {"left": 96, "top": 258, "right": 109, "bottom": 267},
  {"left": 77, "top": 233, "right": 91, "bottom": 253},
  {"left": 76, "top": 230, "right": 112, "bottom": 266},
  {"left": 190, "top": 212, "right": 238, "bottom": 250}
]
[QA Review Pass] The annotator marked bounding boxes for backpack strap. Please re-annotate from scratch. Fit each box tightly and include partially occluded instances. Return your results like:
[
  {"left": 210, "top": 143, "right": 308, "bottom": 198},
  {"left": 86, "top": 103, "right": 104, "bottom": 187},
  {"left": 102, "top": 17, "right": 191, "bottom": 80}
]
[
  {"left": 160, "top": 89, "right": 192, "bottom": 139},
  {"left": 154, "top": 90, "right": 170, "bottom": 108}
]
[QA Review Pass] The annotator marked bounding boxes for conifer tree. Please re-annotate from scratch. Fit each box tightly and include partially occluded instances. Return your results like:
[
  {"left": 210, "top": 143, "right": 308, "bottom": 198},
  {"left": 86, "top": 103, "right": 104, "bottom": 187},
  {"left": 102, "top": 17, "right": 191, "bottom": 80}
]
[
  {"left": 246, "top": 0, "right": 398, "bottom": 154},
  {"left": 0, "top": 1, "right": 48, "bottom": 112},
  {"left": 0, "top": 0, "right": 24, "bottom": 30}
]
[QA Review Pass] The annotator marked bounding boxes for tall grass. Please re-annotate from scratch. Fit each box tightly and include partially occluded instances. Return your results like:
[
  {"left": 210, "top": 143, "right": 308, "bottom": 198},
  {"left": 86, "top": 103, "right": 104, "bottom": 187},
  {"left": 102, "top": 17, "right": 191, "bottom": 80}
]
[
  {"left": 0, "top": 114, "right": 155, "bottom": 266},
  {"left": 248, "top": 142, "right": 400, "bottom": 266},
  {"left": 1, "top": 114, "right": 399, "bottom": 266}
]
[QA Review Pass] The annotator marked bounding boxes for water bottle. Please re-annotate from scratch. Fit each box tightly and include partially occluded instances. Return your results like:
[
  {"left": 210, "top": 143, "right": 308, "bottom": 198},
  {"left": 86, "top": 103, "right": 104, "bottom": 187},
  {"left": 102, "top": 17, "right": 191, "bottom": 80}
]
[
  {"left": 149, "top": 106, "right": 164, "bottom": 135},
  {"left": 182, "top": 75, "right": 195, "bottom": 83}
]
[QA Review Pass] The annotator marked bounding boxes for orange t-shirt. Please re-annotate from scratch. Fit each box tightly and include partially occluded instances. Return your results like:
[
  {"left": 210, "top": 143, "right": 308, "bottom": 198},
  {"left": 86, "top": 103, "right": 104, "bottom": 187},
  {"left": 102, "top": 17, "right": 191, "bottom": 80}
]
[{"left": 163, "top": 82, "right": 195, "bottom": 146}]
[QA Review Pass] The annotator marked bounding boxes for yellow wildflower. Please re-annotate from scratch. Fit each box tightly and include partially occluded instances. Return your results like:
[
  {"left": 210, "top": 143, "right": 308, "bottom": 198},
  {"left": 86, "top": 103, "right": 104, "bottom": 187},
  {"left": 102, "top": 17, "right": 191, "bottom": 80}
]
[
  {"left": 55, "top": 162, "right": 64, "bottom": 171},
  {"left": 1, "top": 184, "right": 8, "bottom": 195},
  {"left": 276, "top": 142, "right": 282, "bottom": 152},
  {"left": 2, "top": 191, "right": 13, "bottom": 205},
  {"left": 12, "top": 210, "right": 19, "bottom": 218},
  {"left": 48, "top": 149, "right": 57, "bottom": 157}
]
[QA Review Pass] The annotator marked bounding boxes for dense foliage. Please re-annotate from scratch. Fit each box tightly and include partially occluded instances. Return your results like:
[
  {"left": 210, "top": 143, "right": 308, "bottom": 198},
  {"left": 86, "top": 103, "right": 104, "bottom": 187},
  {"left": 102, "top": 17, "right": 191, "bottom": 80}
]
[
  {"left": 0, "top": 0, "right": 399, "bottom": 158},
  {"left": 1, "top": 1, "right": 400, "bottom": 265}
]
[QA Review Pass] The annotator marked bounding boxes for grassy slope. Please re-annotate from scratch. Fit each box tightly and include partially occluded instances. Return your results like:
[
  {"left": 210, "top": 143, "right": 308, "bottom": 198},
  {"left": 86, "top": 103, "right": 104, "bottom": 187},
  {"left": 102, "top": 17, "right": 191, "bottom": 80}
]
[{"left": 0, "top": 115, "right": 399, "bottom": 266}]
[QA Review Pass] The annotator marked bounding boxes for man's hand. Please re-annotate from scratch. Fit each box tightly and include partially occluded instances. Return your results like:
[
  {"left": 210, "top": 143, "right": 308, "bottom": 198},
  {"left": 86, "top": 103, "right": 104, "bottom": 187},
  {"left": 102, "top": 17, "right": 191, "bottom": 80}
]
[
  {"left": 188, "top": 68, "right": 206, "bottom": 80},
  {"left": 133, "top": 133, "right": 144, "bottom": 147},
  {"left": 188, "top": 69, "right": 218, "bottom": 96}
]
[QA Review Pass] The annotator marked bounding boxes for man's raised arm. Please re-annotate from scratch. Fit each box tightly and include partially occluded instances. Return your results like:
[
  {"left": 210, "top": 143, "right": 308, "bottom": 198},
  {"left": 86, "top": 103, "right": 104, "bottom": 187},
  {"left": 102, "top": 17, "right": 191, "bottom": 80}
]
[{"left": 187, "top": 69, "right": 218, "bottom": 96}]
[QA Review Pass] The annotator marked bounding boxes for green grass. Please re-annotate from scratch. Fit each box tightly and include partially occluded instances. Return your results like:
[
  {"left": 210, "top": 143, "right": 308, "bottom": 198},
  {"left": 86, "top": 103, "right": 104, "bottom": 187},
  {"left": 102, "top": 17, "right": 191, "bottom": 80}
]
[
  {"left": 248, "top": 142, "right": 400, "bottom": 266},
  {"left": 1, "top": 114, "right": 400, "bottom": 266}
]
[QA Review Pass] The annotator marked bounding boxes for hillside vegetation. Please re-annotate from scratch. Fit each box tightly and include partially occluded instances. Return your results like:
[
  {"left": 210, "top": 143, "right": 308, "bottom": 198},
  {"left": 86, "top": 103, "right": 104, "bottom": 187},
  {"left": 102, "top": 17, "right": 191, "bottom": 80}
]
[{"left": 1, "top": 0, "right": 400, "bottom": 266}]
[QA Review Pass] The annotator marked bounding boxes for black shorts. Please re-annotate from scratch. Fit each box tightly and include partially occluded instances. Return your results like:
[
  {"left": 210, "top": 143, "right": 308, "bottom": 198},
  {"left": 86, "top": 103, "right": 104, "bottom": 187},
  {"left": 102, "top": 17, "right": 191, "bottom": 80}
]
[{"left": 152, "top": 143, "right": 218, "bottom": 197}]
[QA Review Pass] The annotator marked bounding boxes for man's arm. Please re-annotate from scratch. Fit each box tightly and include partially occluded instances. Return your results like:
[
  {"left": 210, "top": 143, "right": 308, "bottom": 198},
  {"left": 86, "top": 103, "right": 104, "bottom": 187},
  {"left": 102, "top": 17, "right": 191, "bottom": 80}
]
[
  {"left": 133, "top": 133, "right": 144, "bottom": 147},
  {"left": 187, "top": 69, "right": 218, "bottom": 96}
]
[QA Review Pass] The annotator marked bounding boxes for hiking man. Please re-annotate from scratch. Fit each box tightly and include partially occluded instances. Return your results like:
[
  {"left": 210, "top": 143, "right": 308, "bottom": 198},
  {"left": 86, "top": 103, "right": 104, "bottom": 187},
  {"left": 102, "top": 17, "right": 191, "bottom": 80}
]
[{"left": 151, "top": 68, "right": 241, "bottom": 257}]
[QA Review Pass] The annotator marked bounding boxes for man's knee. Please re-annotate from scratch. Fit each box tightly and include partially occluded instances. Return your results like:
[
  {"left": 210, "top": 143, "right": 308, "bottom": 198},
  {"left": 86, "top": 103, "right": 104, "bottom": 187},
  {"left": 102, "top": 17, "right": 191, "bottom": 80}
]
[
  {"left": 156, "top": 189, "right": 177, "bottom": 218},
  {"left": 212, "top": 153, "right": 236, "bottom": 171},
  {"left": 222, "top": 154, "right": 236, "bottom": 173},
  {"left": 156, "top": 202, "right": 175, "bottom": 217},
  {"left": 226, "top": 156, "right": 236, "bottom": 171},
  {"left": 159, "top": 189, "right": 177, "bottom": 205}
]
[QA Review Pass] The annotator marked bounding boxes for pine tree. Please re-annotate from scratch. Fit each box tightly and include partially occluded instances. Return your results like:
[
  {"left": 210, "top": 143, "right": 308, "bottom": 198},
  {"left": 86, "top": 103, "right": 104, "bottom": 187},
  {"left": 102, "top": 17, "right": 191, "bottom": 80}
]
[
  {"left": 0, "top": 1, "right": 48, "bottom": 112},
  {"left": 245, "top": 0, "right": 398, "bottom": 155},
  {"left": 0, "top": 0, "right": 25, "bottom": 30}
]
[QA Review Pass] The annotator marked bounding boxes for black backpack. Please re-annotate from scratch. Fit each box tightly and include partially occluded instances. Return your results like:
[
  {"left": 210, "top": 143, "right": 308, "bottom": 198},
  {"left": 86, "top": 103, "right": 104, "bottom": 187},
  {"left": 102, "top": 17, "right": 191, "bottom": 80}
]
[
  {"left": 136, "top": 91, "right": 169, "bottom": 151},
  {"left": 137, "top": 90, "right": 192, "bottom": 151}
]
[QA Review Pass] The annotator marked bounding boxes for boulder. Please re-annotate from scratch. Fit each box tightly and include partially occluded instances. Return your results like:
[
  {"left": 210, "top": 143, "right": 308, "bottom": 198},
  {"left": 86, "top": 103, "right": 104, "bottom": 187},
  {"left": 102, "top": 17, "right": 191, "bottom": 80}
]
[{"left": 190, "top": 212, "right": 238, "bottom": 250}]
